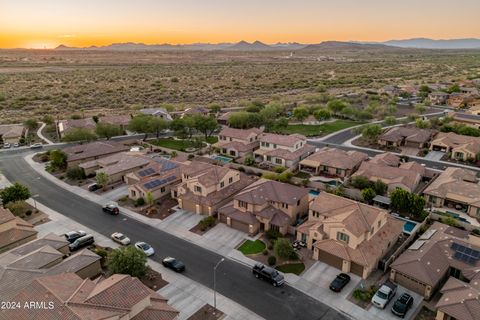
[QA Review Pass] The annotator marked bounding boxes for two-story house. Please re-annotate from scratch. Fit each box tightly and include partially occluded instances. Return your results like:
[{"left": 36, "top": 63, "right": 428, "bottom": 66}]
[
  {"left": 430, "top": 132, "right": 480, "bottom": 161},
  {"left": 172, "top": 162, "right": 255, "bottom": 215},
  {"left": 254, "top": 133, "right": 315, "bottom": 168},
  {"left": 215, "top": 127, "right": 263, "bottom": 159},
  {"left": 296, "top": 192, "right": 403, "bottom": 278},
  {"left": 218, "top": 179, "right": 309, "bottom": 235}
]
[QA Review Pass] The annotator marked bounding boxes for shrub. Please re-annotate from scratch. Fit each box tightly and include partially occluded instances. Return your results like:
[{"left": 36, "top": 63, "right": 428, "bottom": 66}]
[
  {"left": 267, "top": 243, "right": 274, "bottom": 250},
  {"left": 263, "top": 249, "right": 269, "bottom": 256},
  {"left": 199, "top": 216, "right": 216, "bottom": 231},
  {"left": 350, "top": 176, "right": 372, "bottom": 190},
  {"left": 268, "top": 255, "right": 277, "bottom": 266},
  {"left": 66, "top": 166, "right": 86, "bottom": 180},
  {"left": 118, "top": 195, "right": 129, "bottom": 202},
  {"left": 274, "top": 238, "right": 297, "bottom": 260},
  {"left": 5, "top": 201, "right": 28, "bottom": 217},
  {"left": 472, "top": 229, "right": 480, "bottom": 236},
  {"left": 108, "top": 246, "right": 147, "bottom": 278},
  {"left": 266, "top": 229, "right": 282, "bottom": 241},
  {"left": 274, "top": 166, "right": 286, "bottom": 173},
  {"left": 237, "top": 166, "right": 245, "bottom": 172},
  {"left": 135, "top": 197, "right": 145, "bottom": 207},
  {"left": 0, "top": 183, "right": 31, "bottom": 205},
  {"left": 244, "top": 156, "right": 255, "bottom": 166}
]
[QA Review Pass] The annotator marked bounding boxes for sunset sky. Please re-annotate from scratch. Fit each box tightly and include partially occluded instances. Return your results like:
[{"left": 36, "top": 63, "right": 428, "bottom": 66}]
[{"left": 1, "top": 0, "right": 479, "bottom": 49}]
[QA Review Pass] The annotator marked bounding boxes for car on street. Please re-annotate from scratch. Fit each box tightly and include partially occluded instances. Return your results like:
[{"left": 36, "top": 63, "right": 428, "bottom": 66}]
[
  {"left": 13, "top": 143, "right": 19, "bottom": 148},
  {"left": 391, "top": 293, "right": 414, "bottom": 318},
  {"left": 135, "top": 241, "right": 155, "bottom": 256},
  {"left": 64, "top": 230, "right": 87, "bottom": 243},
  {"left": 30, "top": 143, "right": 43, "bottom": 149},
  {"left": 372, "top": 281, "right": 397, "bottom": 309},
  {"left": 329, "top": 273, "right": 351, "bottom": 292},
  {"left": 252, "top": 263, "right": 285, "bottom": 287},
  {"left": 111, "top": 232, "right": 131, "bottom": 245},
  {"left": 102, "top": 203, "right": 119, "bottom": 215},
  {"left": 68, "top": 234, "right": 94, "bottom": 251},
  {"left": 88, "top": 183, "right": 102, "bottom": 192},
  {"left": 3, "top": 143, "right": 11, "bottom": 149},
  {"left": 162, "top": 257, "right": 186, "bottom": 272}
]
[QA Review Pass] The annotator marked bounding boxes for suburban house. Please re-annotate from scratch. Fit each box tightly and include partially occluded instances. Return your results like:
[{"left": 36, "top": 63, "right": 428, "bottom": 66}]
[
  {"left": 254, "top": 133, "right": 315, "bottom": 168},
  {"left": 0, "top": 207, "right": 37, "bottom": 254},
  {"left": 99, "top": 114, "right": 132, "bottom": 131},
  {"left": 2, "top": 273, "right": 179, "bottom": 320},
  {"left": 180, "top": 107, "right": 209, "bottom": 118},
  {"left": 377, "top": 126, "right": 436, "bottom": 149},
  {"left": 127, "top": 157, "right": 184, "bottom": 201},
  {"left": 430, "top": 132, "right": 480, "bottom": 161},
  {"left": 172, "top": 162, "right": 256, "bottom": 215},
  {"left": 450, "top": 112, "right": 480, "bottom": 129},
  {"left": 215, "top": 127, "right": 263, "bottom": 159},
  {"left": 390, "top": 222, "right": 480, "bottom": 302},
  {"left": 428, "top": 92, "right": 449, "bottom": 105},
  {"left": 352, "top": 154, "right": 425, "bottom": 193},
  {"left": 79, "top": 152, "right": 151, "bottom": 184},
  {"left": 423, "top": 167, "right": 480, "bottom": 219},
  {"left": 217, "top": 111, "right": 233, "bottom": 125},
  {"left": 296, "top": 192, "right": 403, "bottom": 278},
  {"left": 299, "top": 147, "right": 368, "bottom": 179},
  {"left": 0, "top": 124, "right": 25, "bottom": 144},
  {"left": 0, "top": 233, "right": 102, "bottom": 301},
  {"left": 448, "top": 93, "right": 474, "bottom": 109},
  {"left": 140, "top": 107, "right": 173, "bottom": 121},
  {"left": 460, "top": 86, "right": 479, "bottom": 96},
  {"left": 57, "top": 118, "right": 96, "bottom": 138},
  {"left": 218, "top": 179, "right": 309, "bottom": 235},
  {"left": 435, "top": 277, "right": 480, "bottom": 320},
  {"left": 466, "top": 99, "right": 480, "bottom": 113},
  {"left": 368, "top": 152, "right": 401, "bottom": 167},
  {"left": 64, "top": 141, "right": 130, "bottom": 167}
]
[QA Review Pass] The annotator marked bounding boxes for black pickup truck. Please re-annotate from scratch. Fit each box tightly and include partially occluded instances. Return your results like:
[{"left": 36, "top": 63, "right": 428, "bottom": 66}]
[{"left": 252, "top": 263, "right": 285, "bottom": 287}]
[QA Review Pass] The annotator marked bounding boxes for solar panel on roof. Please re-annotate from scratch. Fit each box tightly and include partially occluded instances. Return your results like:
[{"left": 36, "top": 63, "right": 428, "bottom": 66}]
[
  {"left": 452, "top": 243, "right": 480, "bottom": 266},
  {"left": 138, "top": 167, "right": 155, "bottom": 177}
]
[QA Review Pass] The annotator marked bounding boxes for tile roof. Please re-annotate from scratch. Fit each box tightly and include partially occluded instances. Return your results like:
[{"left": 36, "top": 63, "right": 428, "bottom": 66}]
[
  {"left": 379, "top": 126, "right": 435, "bottom": 144},
  {"left": 436, "top": 277, "right": 480, "bottom": 320},
  {"left": 59, "top": 118, "right": 96, "bottom": 133},
  {"left": 0, "top": 208, "right": 37, "bottom": 251},
  {"left": 10, "top": 233, "right": 68, "bottom": 256},
  {"left": 235, "top": 179, "right": 309, "bottom": 205},
  {"left": 216, "top": 140, "right": 259, "bottom": 152},
  {"left": 0, "top": 207, "right": 16, "bottom": 224},
  {"left": 262, "top": 144, "right": 316, "bottom": 161},
  {"left": 431, "top": 132, "right": 480, "bottom": 155},
  {"left": 259, "top": 133, "right": 307, "bottom": 147},
  {"left": 423, "top": 167, "right": 480, "bottom": 206},
  {"left": 218, "top": 202, "right": 258, "bottom": 225},
  {"left": 391, "top": 222, "right": 480, "bottom": 287},
  {"left": 300, "top": 147, "right": 368, "bottom": 170},
  {"left": 64, "top": 141, "right": 130, "bottom": 162},
  {"left": 80, "top": 152, "right": 151, "bottom": 176},
  {"left": 218, "top": 127, "right": 263, "bottom": 140},
  {"left": 100, "top": 115, "right": 132, "bottom": 126},
  {"left": 369, "top": 152, "right": 401, "bottom": 167},
  {"left": 0, "top": 124, "right": 24, "bottom": 138}
]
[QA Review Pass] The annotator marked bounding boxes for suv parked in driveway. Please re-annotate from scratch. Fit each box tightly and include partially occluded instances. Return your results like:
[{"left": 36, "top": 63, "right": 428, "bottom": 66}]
[
  {"left": 252, "top": 263, "right": 285, "bottom": 287},
  {"left": 68, "top": 234, "right": 94, "bottom": 251},
  {"left": 64, "top": 230, "right": 87, "bottom": 243},
  {"left": 391, "top": 293, "right": 414, "bottom": 318},
  {"left": 372, "top": 281, "right": 397, "bottom": 309}
]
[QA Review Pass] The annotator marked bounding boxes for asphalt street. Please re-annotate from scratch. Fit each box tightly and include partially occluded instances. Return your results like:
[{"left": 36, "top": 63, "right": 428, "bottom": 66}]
[{"left": 0, "top": 150, "right": 349, "bottom": 320}]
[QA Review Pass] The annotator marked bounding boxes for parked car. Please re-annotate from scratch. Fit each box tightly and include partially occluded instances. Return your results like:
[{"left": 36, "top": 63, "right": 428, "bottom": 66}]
[
  {"left": 135, "top": 241, "right": 154, "bottom": 256},
  {"left": 88, "top": 183, "right": 101, "bottom": 192},
  {"left": 391, "top": 293, "right": 414, "bottom": 318},
  {"left": 162, "top": 257, "right": 186, "bottom": 272},
  {"left": 372, "top": 281, "right": 397, "bottom": 309},
  {"left": 13, "top": 143, "right": 19, "bottom": 148},
  {"left": 329, "top": 273, "right": 351, "bottom": 292},
  {"left": 110, "top": 232, "right": 130, "bottom": 245},
  {"left": 64, "top": 230, "right": 87, "bottom": 243},
  {"left": 102, "top": 204, "right": 119, "bottom": 215},
  {"left": 30, "top": 143, "right": 43, "bottom": 149},
  {"left": 252, "top": 263, "right": 285, "bottom": 287},
  {"left": 69, "top": 234, "right": 94, "bottom": 251},
  {"left": 3, "top": 143, "right": 11, "bottom": 149}
]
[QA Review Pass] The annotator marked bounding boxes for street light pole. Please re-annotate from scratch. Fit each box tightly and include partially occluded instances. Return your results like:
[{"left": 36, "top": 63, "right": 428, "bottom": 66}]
[
  {"left": 32, "top": 194, "right": 39, "bottom": 211},
  {"left": 213, "top": 258, "right": 225, "bottom": 312}
]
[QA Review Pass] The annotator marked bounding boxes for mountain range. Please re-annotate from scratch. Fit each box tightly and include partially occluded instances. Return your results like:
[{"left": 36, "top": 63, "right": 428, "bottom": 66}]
[{"left": 54, "top": 38, "right": 480, "bottom": 51}]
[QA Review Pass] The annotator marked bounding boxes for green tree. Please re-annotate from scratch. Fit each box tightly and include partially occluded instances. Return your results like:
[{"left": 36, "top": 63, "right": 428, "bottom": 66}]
[
  {"left": 95, "top": 123, "right": 122, "bottom": 140},
  {"left": 128, "top": 115, "right": 153, "bottom": 140},
  {"left": 260, "top": 103, "right": 283, "bottom": 130},
  {"left": 96, "top": 172, "right": 109, "bottom": 189},
  {"left": 49, "top": 149, "right": 68, "bottom": 170},
  {"left": 146, "top": 191, "right": 154, "bottom": 207},
  {"left": 373, "top": 179, "right": 388, "bottom": 196},
  {"left": 447, "top": 84, "right": 460, "bottom": 94},
  {"left": 327, "top": 99, "right": 349, "bottom": 114},
  {"left": 62, "top": 128, "right": 97, "bottom": 142},
  {"left": 92, "top": 115, "right": 99, "bottom": 123},
  {"left": 23, "top": 119, "right": 38, "bottom": 131},
  {"left": 362, "top": 187, "right": 376, "bottom": 204},
  {"left": 228, "top": 112, "right": 264, "bottom": 129},
  {"left": 148, "top": 117, "right": 168, "bottom": 138},
  {"left": 415, "top": 118, "right": 431, "bottom": 129},
  {"left": 41, "top": 115, "right": 54, "bottom": 125},
  {"left": 414, "top": 104, "right": 427, "bottom": 114},
  {"left": 5, "top": 201, "right": 29, "bottom": 217},
  {"left": 293, "top": 106, "right": 309, "bottom": 122},
  {"left": 350, "top": 176, "right": 372, "bottom": 190},
  {"left": 390, "top": 188, "right": 426, "bottom": 218},
  {"left": 313, "top": 108, "right": 331, "bottom": 121},
  {"left": 274, "top": 238, "right": 297, "bottom": 260},
  {"left": 361, "top": 124, "right": 383, "bottom": 142},
  {"left": 193, "top": 115, "right": 218, "bottom": 140},
  {"left": 108, "top": 246, "right": 147, "bottom": 278},
  {"left": 0, "top": 183, "right": 31, "bottom": 205},
  {"left": 384, "top": 116, "right": 397, "bottom": 126},
  {"left": 66, "top": 166, "right": 86, "bottom": 180}
]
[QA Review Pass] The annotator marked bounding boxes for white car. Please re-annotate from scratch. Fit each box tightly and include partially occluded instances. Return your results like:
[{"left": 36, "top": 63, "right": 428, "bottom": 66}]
[
  {"left": 111, "top": 232, "right": 130, "bottom": 245},
  {"left": 134, "top": 241, "right": 155, "bottom": 256},
  {"left": 13, "top": 143, "right": 19, "bottom": 148},
  {"left": 3, "top": 143, "right": 11, "bottom": 149}
]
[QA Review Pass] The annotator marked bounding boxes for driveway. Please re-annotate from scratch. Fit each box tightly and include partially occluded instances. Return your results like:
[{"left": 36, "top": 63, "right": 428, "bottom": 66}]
[
  {"left": 366, "top": 285, "right": 423, "bottom": 320},
  {"left": 424, "top": 151, "right": 445, "bottom": 161},
  {"left": 202, "top": 223, "right": 250, "bottom": 255},
  {"left": 157, "top": 209, "right": 203, "bottom": 233}
]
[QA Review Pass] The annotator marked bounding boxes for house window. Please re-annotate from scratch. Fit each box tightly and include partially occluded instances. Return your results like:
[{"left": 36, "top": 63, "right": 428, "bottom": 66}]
[
  {"left": 322, "top": 166, "right": 328, "bottom": 172},
  {"left": 266, "top": 156, "right": 272, "bottom": 161},
  {"left": 275, "top": 158, "right": 282, "bottom": 164},
  {"left": 266, "top": 143, "right": 270, "bottom": 147},
  {"left": 282, "top": 203, "right": 289, "bottom": 209},
  {"left": 229, "top": 177, "right": 233, "bottom": 184},
  {"left": 220, "top": 181, "right": 224, "bottom": 188},
  {"left": 273, "top": 144, "right": 277, "bottom": 148},
  {"left": 131, "top": 190, "right": 136, "bottom": 197},
  {"left": 297, "top": 200, "right": 300, "bottom": 206},
  {"left": 238, "top": 200, "right": 248, "bottom": 209},
  {"left": 336, "top": 232, "right": 349, "bottom": 244},
  {"left": 477, "top": 207, "right": 480, "bottom": 218},
  {"left": 378, "top": 220, "right": 381, "bottom": 228},
  {"left": 161, "top": 187, "right": 166, "bottom": 193},
  {"left": 194, "top": 185, "right": 202, "bottom": 193},
  {"left": 336, "top": 168, "right": 342, "bottom": 175}
]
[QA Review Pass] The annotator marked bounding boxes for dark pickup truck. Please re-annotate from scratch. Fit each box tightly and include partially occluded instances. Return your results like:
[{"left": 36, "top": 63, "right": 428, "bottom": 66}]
[{"left": 252, "top": 263, "right": 285, "bottom": 287}]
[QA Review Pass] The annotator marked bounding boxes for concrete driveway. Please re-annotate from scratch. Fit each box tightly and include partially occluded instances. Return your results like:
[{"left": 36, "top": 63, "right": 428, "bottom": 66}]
[
  {"left": 158, "top": 209, "right": 203, "bottom": 232},
  {"left": 424, "top": 151, "right": 445, "bottom": 161},
  {"left": 366, "top": 285, "right": 423, "bottom": 320},
  {"left": 203, "top": 223, "right": 250, "bottom": 255}
]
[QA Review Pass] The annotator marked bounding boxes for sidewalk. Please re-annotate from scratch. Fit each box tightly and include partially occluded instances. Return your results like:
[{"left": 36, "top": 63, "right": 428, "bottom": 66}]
[
  {"left": 36, "top": 122, "right": 55, "bottom": 145},
  {"left": 24, "top": 153, "right": 388, "bottom": 320}
]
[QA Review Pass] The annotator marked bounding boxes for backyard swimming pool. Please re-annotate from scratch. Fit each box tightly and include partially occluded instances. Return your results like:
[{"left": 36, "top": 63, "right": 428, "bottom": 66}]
[
  {"left": 403, "top": 221, "right": 417, "bottom": 234},
  {"left": 213, "top": 155, "right": 233, "bottom": 163}
]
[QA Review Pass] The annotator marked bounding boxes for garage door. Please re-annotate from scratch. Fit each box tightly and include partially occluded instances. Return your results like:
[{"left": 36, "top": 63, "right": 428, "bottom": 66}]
[
  {"left": 231, "top": 219, "right": 250, "bottom": 233},
  {"left": 394, "top": 272, "right": 426, "bottom": 296},
  {"left": 432, "top": 145, "right": 446, "bottom": 152},
  {"left": 350, "top": 262, "right": 364, "bottom": 277},
  {"left": 181, "top": 199, "right": 197, "bottom": 213},
  {"left": 318, "top": 249, "right": 343, "bottom": 270},
  {"left": 219, "top": 213, "right": 228, "bottom": 224}
]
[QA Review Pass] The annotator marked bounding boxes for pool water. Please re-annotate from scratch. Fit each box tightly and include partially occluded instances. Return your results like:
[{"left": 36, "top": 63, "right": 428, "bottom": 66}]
[
  {"left": 214, "top": 155, "right": 233, "bottom": 163},
  {"left": 309, "top": 190, "right": 320, "bottom": 196},
  {"left": 403, "top": 221, "right": 417, "bottom": 233}
]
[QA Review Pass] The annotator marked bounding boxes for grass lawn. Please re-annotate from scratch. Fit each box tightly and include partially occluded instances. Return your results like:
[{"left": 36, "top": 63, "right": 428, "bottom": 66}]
[
  {"left": 275, "top": 263, "right": 305, "bottom": 275},
  {"left": 205, "top": 136, "right": 218, "bottom": 144},
  {"left": 275, "top": 120, "right": 364, "bottom": 137},
  {"left": 150, "top": 138, "right": 205, "bottom": 151},
  {"left": 238, "top": 240, "right": 266, "bottom": 255}
]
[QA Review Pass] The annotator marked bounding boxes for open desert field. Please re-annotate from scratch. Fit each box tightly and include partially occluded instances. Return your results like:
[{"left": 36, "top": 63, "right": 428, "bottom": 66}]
[{"left": 0, "top": 47, "right": 479, "bottom": 123}]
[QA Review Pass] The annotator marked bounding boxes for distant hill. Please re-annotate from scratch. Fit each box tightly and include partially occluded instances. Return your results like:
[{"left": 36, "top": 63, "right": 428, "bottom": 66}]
[
  {"left": 226, "top": 40, "right": 273, "bottom": 51},
  {"left": 382, "top": 38, "right": 480, "bottom": 49},
  {"left": 300, "top": 41, "right": 393, "bottom": 51}
]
